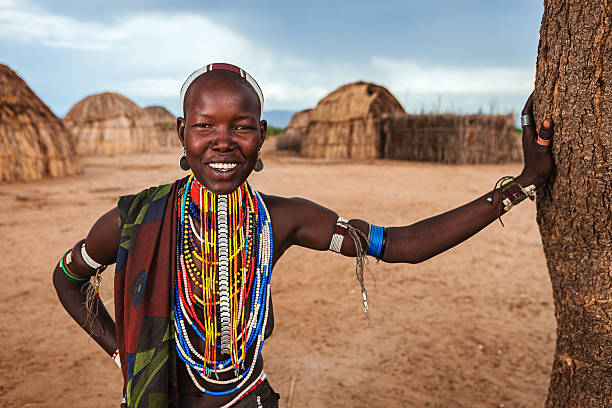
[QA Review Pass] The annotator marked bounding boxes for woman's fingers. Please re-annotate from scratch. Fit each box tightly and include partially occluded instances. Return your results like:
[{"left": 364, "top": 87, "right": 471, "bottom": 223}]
[
  {"left": 539, "top": 119, "right": 554, "bottom": 141},
  {"left": 533, "top": 118, "right": 553, "bottom": 148},
  {"left": 522, "top": 92, "right": 534, "bottom": 115},
  {"left": 521, "top": 91, "right": 553, "bottom": 147},
  {"left": 521, "top": 92, "right": 537, "bottom": 147},
  {"left": 522, "top": 120, "right": 536, "bottom": 146}
]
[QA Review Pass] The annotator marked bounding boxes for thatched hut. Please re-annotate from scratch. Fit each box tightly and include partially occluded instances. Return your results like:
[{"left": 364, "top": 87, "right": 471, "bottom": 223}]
[
  {"left": 386, "top": 114, "right": 521, "bottom": 164},
  {"left": 275, "top": 108, "right": 311, "bottom": 152},
  {"left": 144, "top": 105, "right": 179, "bottom": 149},
  {"left": 64, "top": 92, "right": 159, "bottom": 155},
  {"left": 299, "top": 82, "right": 406, "bottom": 159},
  {"left": 0, "top": 64, "right": 80, "bottom": 182}
]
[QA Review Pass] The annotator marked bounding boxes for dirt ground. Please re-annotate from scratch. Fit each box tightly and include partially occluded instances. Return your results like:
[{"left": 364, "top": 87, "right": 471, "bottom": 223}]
[{"left": 0, "top": 150, "right": 556, "bottom": 407}]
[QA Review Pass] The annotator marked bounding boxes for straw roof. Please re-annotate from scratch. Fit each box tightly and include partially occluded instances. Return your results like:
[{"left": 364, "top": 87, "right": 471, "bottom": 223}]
[
  {"left": 287, "top": 108, "right": 312, "bottom": 128},
  {"left": 300, "top": 82, "right": 406, "bottom": 159},
  {"left": 143, "top": 105, "right": 180, "bottom": 149},
  {"left": 64, "top": 92, "right": 159, "bottom": 155},
  {"left": 308, "top": 81, "right": 405, "bottom": 122},
  {"left": 143, "top": 105, "right": 175, "bottom": 126},
  {"left": 0, "top": 64, "right": 80, "bottom": 182},
  {"left": 276, "top": 109, "right": 312, "bottom": 152}
]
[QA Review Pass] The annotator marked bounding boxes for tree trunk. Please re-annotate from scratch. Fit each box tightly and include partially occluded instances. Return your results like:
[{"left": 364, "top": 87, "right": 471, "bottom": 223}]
[{"left": 534, "top": 0, "right": 612, "bottom": 406}]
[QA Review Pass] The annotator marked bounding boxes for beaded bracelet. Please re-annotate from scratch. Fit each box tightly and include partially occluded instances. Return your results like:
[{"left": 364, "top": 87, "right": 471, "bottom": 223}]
[
  {"left": 329, "top": 216, "right": 349, "bottom": 253},
  {"left": 60, "top": 250, "right": 89, "bottom": 282},
  {"left": 487, "top": 176, "right": 536, "bottom": 226},
  {"left": 366, "top": 224, "right": 385, "bottom": 259}
]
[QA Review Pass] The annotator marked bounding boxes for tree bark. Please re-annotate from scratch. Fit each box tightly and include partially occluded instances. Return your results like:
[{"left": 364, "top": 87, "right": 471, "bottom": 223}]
[{"left": 534, "top": 0, "right": 612, "bottom": 406}]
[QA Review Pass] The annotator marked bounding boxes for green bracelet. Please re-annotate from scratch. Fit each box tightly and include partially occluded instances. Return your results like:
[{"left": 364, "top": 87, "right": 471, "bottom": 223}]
[{"left": 60, "top": 250, "right": 89, "bottom": 282}]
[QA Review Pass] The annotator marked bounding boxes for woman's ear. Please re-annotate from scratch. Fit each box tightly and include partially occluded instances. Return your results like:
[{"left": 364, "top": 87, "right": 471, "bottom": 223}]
[
  {"left": 259, "top": 119, "right": 268, "bottom": 145},
  {"left": 177, "top": 117, "right": 186, "bottom": 146}
]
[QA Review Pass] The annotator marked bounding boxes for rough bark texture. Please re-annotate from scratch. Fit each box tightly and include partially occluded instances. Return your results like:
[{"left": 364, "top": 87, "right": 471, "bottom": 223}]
[{"left": 534, "top": 0, "right": 612, "bottom": 406}]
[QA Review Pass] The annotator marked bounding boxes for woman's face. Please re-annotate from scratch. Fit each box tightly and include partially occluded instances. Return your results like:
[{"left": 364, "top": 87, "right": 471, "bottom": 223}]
[{"left": 178, "top": 73, "right": 266, "bottom": 195}]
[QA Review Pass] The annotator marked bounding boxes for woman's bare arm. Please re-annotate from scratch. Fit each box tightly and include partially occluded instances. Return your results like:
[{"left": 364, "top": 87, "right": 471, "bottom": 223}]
[
  {"left": 52, "top": 207, "right": 121, "bottom": 356},
  {"left": 276, "top": 95, "right": 554, "bottom": 264}
]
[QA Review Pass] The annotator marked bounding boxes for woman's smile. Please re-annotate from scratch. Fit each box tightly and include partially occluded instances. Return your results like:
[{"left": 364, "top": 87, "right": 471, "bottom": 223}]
[{"left": 208, "top": 162, "right": 238, "bottom": 171}]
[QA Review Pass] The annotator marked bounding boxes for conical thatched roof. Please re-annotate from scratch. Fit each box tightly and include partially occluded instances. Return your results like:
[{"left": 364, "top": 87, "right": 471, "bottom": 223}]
[
  {"left": 287, "top": 108, "right": 312, "bottom": 128},
  {"left": 65, "top": 92, "right": 141, "bottom": 123},
  {"left": 0, "top": 64, "right": 80, "bottom": 182},
  {"left": 276, "top": 109, "right": 311, "bottom": 152},
  {"left": 143, "top": 105, "right": 180, "bottom": 149},
  {"left": 300, "top": 81, "right": 406, "bottom": 159},
  {"left": 308, "top": 81, "right": 405, "bottom": 122},
  {"left": 64, "top": 92, "right": 159, "bottom": 155},
  {"left": 143, "top": 105, "right": 175, "bottom": 125}
]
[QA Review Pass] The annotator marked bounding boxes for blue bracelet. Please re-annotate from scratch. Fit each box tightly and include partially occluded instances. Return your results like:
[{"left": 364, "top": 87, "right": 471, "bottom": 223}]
[{"left": 366, "top": 224, "right": 384, "bottom": 259}]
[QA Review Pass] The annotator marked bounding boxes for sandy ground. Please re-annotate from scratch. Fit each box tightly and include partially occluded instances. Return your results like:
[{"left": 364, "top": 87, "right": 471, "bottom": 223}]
[{"left": 0, "top": 150, "right": 556, "bottom": 407}]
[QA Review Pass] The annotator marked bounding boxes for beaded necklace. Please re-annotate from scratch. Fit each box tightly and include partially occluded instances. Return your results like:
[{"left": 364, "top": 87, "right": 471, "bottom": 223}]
[{"left": 173, "top": 174, "right": 273, "bottom": 395}]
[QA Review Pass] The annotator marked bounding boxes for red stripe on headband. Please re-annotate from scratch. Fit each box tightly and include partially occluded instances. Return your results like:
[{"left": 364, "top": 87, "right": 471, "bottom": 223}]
[
  {"left": 181, "top": 63, "right": 264, "bottom": 115},
  {"left": 208, "top": 63, "right": 242, "bottom": 76}
]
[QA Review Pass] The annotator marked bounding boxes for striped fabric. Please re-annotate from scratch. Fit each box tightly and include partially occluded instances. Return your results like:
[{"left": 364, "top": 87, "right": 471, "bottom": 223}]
[{"left": 115, "top": 179, "right": 183, "bottom": 407}]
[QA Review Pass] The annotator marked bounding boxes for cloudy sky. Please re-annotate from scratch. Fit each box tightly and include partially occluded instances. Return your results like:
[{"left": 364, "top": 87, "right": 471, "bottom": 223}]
[{"left": 0, "top": 0, "right": 544, "bottom": 125}]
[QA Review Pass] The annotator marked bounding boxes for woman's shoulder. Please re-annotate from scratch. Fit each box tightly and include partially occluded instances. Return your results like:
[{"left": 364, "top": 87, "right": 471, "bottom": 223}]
[
  {"left": 257, "top": 191, "right": 302, "bottom": 213},
  {"left": 118, "top": 177, "right": 187, "bottom": 227},
  {"left": 257, "top": 191, "right": 332, "bottom": 226},
  {"left": 121, "top": 177, "right": 185, "bottom": 200}
]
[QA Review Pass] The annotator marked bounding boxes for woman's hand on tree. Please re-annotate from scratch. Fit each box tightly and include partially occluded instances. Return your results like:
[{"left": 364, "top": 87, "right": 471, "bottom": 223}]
[{"left": 518, "top": 93, "right": 554, "bottom": 189}]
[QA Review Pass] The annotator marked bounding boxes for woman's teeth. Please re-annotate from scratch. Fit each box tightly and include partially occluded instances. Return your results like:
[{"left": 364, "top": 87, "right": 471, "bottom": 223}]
[{"left": 208, "top": 162, "right": 238, "bottom": 171}]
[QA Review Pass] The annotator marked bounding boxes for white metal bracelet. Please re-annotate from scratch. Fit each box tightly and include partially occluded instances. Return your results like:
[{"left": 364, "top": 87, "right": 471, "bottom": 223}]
[{"left": 81, "top": 242, "right": 104, "bottom": 269}]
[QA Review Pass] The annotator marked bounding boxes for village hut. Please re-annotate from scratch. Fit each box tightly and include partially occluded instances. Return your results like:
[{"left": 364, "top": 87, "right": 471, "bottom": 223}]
[
  {"left": 0, "top": 64, "right": 80, "bottom": 182},
  {"left": 143, "top": 105, "right": 179, "bottom": 149},
  {"left": 299, "top": 82, "right": 406, "bottom": 159},
  {"left": 385, "top": 113, "right": 521, "bottom": 164},
  {"left": 275, "top": 108, "right": 312, "bottom": 152},
  {"left": 64, "top": 92, "right": 159, "bottom": 155}
]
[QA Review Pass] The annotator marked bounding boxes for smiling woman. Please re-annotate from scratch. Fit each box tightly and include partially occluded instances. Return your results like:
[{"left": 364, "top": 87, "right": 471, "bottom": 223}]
[{"left": 52, "top": 63, "right": 555, "bottom": 408}]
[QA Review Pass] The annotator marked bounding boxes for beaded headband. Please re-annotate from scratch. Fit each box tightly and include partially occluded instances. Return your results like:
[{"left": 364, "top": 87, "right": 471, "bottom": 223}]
[{"left": 180, "top": 63, "right": 264, "bottom": 117}]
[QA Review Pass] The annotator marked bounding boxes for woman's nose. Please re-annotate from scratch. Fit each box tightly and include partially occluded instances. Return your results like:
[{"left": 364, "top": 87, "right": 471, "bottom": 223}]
[{"left": 211, "top": 127, "right": 234, "bottom": 151}]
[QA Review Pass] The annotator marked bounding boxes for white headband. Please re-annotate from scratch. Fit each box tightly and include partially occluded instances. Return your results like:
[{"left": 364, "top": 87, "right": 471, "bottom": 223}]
[{"left": 180, "top": 63, "right": 264, "bottom": 117}]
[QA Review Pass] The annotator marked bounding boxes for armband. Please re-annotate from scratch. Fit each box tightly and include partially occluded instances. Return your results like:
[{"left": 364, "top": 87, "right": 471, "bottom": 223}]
[
  {"left": 329, "top": 217, "right": 349, "bottom": 253},
  {"left": 366, "top": 224, "right": 385, "bottom": 259},
  {"left": 60, "top": 250, "right": 89, "bottom": 282},
  {"left": 81, "top": 242, "right": 106, "bottom": 270}
]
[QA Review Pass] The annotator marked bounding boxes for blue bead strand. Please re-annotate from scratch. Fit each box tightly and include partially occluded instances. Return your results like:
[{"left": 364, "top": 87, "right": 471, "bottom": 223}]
[{"left": 366, "top": 224, "right": 384, "bottom": 258}]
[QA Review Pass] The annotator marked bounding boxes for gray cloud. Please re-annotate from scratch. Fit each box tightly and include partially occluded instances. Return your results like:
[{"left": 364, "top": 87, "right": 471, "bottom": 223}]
[{"left": 1, "top": 0, "right": 542, "bottom": 120}]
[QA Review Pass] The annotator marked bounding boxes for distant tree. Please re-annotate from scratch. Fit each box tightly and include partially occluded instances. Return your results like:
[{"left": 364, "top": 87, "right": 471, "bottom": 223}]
[
  {"left": 266, "top": 125, "right": 285, "bottom": 136},
  {"left": 534, "top": 0, "right": 611, "bottom": 406}
]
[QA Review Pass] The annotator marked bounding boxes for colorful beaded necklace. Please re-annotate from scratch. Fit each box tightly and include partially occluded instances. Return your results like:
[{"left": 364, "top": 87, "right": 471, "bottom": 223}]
[{"left": 173, "top": 174, "right": 273, "bottom": 395}]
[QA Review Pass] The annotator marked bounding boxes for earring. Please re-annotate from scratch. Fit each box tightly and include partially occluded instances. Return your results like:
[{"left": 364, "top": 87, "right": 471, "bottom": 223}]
[
  {"left": 254, "top": 149, "right": 264, "bottom": 172},
  {"left": 179, "top": 147, "right": 190, "bottom": 171}
]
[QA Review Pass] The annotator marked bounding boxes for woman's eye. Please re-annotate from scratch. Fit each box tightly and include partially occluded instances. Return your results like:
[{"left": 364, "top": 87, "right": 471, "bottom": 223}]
[
  {"left": 235, "top": 125, "right": 252, "bottom": 130},
  {"left": 194, "top": 123, "right": 211, "bottom": 128}
]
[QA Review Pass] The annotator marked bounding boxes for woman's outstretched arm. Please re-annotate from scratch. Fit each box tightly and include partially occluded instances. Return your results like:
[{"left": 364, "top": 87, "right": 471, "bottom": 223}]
[
  {"left": 52, "top": 207, "right": 121, "bottom": 356},
  {"left": 383, "top": 95, "right": 554, "bottom": 263},
  {"left": 275, "top": 95, "right": 554, "bottom": 264}
]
